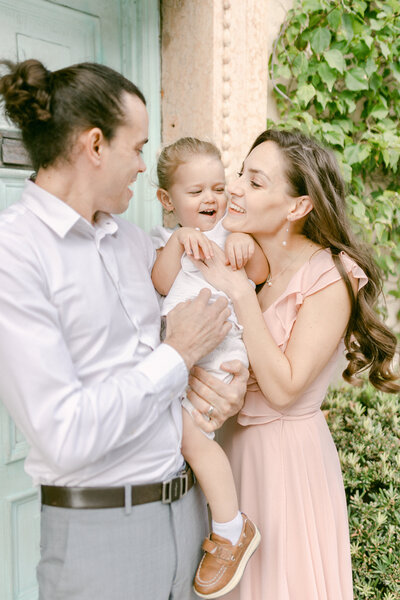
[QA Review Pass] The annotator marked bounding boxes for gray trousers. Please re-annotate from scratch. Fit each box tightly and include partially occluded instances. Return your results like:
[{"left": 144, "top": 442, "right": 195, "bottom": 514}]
[{"left": 37, "top": 484, "right": 208, "bottom": 600}]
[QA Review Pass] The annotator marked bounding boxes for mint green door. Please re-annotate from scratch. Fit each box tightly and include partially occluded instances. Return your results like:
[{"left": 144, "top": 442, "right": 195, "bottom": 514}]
[{"left": 0, "top": 2, "right": 161, "bottom": 598}]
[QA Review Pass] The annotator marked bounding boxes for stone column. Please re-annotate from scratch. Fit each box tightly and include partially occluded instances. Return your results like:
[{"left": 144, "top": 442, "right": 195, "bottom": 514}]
[{"left": 161, "top": 0, "right": 270, "bottom": 192}]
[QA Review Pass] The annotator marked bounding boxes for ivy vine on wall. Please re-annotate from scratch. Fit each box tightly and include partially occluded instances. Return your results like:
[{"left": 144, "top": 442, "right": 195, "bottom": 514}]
[{"left": 269, "top": 0, "right": 400, "bottom": 323}]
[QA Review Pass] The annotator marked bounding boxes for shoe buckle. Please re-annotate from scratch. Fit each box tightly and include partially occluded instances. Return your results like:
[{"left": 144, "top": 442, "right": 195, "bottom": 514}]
[{"left": 162, "top": 472, "right": 189, "bottom": 504}]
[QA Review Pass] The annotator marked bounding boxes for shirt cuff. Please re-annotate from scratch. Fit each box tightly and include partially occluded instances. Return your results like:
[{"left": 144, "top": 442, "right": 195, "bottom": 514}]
[{"left": 135, "top": 342, "right": 188, "bottom": 392}]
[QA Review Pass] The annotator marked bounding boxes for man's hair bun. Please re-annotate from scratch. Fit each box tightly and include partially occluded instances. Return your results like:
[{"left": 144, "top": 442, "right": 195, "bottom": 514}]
[{"left": 0, "top": 59, "right": 52, "bottom": 128}]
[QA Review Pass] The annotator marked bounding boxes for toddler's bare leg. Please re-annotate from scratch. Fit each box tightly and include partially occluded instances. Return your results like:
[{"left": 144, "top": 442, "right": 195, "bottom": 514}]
[{"left": 181, "top": 408, "right": 238, "bottom": 523}]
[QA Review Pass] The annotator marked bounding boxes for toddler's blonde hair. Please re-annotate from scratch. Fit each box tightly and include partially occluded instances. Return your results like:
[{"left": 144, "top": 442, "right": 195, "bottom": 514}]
[{"left": 157, "top": 137, "right": 222, "bottom": 190}]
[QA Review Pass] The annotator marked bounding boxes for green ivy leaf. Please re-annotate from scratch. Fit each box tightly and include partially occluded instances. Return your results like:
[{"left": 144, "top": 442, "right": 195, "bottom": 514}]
[
  {"left": 342, "top": 14, "right": 355, "bottom": 41},
  {"left": 333, "top": 119, "right": 354, "bottom": 133},
  {"left": 341, "top": 162, "right": 353, "bottom": 183},
  {"left": 286, "top": 23, "right": 302, "bottom": 46},
  {"left": 377, "top": 118, "right": 397, "bottom": 131},
  {"left": 324, "top": 49, "right": 346, "bottom": 73},
  {"left": 293, "top": 53, "right": 308, "bottom": 76},
  {"left": 364, "top": 56, "right": 377, "bottom": 77},
  {"left": 353, "top": 40, "right": 370, "bottom": 60},
  {"left": 274, "top": 63, "right": 292, "bottom": 79},
  {"left": 383, "top": 148, "right": 400, "bottom": 170},
  {"left": 390, "top": 62, "right": 400, "bottom": 83},
  {"left": 363, "top": 35, "right": 374, "bottom": 49},
  {"left": 378, "top": 40, "right": 391, "bottom": 59},
  {"left": 374, "top": 222, "right": 386, "bottom": 242},
  {"left": 327, "top": 8, "right": 341, "bottom": 30},
  {"left": 353, "top": 0, "right": 368, "bottom": 15},
  {"left": 318, "top": 62, "right": 336, "bottom": 91},
  {"left": 369, "top": 103, "right": 389, "bottom": 120},
  {"left": 335, "top": 92, "right": 354, "bottom": 114},
  {"left": 344, "top": 143, "right": 371, "bottom": 165},
  {"left": 296, "top": 83, "right": 316, "bottom": 106},
  {"left": 345, "top": 67, "right": 369, "bottom": 91},
  {"left": 316, "top": 90, "right": 329, "bottom": 110},
  {"left": 369, "top": 72, "right": 383, "bottom": 92},
  {"left": 302, "top": 0, "right": 322, "bottom": 12},
  {"left": 370, "top": 18, "right": 387, "bottom": 31},
  {"left": 310, "top": 27, "right": 331, "bottom": 54},
  {"left": 323, "top": 131, "right": 345, "bottom": 147},
  {"left": 351, "top": 198, "right": 367, "bottom": 220}
]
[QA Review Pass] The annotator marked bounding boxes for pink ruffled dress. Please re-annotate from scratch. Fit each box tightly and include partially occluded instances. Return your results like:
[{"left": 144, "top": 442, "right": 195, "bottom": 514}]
[{"left": 222, "top": 249, "right": 368, "bottom": 600}]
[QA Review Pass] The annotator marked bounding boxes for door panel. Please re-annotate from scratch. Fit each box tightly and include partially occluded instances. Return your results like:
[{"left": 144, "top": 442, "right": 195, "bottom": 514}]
[
  {"left": 0, "top": 2, "right": 161, "bottom": 598},
  {"left": 0, "top": 0, "right": 102, "bottom": 133}
]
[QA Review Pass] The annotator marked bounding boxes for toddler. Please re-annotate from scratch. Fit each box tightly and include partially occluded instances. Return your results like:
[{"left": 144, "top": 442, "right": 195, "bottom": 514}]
[{"left": 151, "top": 138, "right": 268, "bottom": 598}]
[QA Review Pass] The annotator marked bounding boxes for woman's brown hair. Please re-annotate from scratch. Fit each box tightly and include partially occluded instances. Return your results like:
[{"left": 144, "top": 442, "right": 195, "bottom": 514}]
[
  {"left": 249, "top": 129, "right": 399, "bottom": 393},
  {"left": 0, "top": 59, "right": 146, "bottom": 171}
]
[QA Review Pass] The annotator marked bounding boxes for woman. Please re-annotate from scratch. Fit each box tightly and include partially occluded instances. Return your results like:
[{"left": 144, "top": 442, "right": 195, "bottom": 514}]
[{"left": 193, "top": 129, "right": 399, "bottom": 600}]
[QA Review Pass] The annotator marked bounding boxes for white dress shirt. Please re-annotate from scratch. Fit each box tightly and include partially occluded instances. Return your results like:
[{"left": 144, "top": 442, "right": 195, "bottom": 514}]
[{"left": 0, "top": 180, "right": 188, "bottom": 487}]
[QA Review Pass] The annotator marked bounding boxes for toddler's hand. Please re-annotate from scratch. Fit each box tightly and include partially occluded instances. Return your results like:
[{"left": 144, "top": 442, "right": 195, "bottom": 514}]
[
  {"left": 175, "top": 227, "right": 214, "bottom": 260},
  {"left": 225, "top": 233, "right": 255, "bottom": 270}
]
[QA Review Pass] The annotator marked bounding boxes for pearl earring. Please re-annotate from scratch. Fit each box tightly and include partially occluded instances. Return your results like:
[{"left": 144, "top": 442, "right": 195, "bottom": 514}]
[{"left": 282, "top": 224, "right": 289, "bottom": 247}]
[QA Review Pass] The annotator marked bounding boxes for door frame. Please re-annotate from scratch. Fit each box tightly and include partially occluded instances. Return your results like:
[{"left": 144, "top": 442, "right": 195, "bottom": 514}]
[{"left": 120, "top": 0, "right": 162, "bottom": 231}]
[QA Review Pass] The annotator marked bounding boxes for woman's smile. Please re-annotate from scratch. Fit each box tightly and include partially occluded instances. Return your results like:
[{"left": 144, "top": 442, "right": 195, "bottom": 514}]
[{"left": 228, "top": 200, "right": 246, "bottom": 214}]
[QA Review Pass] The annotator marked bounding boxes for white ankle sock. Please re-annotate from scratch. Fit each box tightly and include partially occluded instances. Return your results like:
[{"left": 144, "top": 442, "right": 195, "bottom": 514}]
[{"left": 212, "top": 511, "right": 243, "bottom": 545}]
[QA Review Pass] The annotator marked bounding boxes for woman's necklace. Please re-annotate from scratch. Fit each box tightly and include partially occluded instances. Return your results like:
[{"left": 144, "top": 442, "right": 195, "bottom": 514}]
[{"left": 265, "top": 242, "right": 312, "bottom": 287}]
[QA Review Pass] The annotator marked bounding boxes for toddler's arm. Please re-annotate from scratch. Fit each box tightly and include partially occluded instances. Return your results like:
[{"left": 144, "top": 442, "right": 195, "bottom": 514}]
[
  {"left": 152, "top": 227, "right": 215, "bottom": 296},
  {"left": 225, "top": 233, "right": 269, "bottom": 285}
]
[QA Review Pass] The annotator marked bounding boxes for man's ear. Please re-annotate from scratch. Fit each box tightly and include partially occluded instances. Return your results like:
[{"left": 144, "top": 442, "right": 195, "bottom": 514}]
[
  {"left": 288, "top": 195, "right": 313, "bottom": 221},
  {"left": 83, "top": 128, "right": 105, "bottom": 166},
  {"left": 157, "top": 188, "right": 174, "bottom": 212}
]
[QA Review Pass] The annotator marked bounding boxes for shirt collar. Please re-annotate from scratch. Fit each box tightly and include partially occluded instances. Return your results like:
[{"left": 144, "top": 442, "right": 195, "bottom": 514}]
[{"left": 21, "top": 179, "right": 118, "bottom": 239}]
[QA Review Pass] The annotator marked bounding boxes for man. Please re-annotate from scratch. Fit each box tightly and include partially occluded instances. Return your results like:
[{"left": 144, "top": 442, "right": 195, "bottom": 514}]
[{"left": 0, "top": 60, "right": 247, "bottom": 599}]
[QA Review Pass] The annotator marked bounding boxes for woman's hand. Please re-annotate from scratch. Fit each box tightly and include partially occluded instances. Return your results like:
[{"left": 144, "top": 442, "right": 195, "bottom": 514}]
[
  {"left": 175, "top": 227, "right": 214, "bottom": 260},
  {"left": 191, "top": 242, "right": 253, "bottom": 300}
]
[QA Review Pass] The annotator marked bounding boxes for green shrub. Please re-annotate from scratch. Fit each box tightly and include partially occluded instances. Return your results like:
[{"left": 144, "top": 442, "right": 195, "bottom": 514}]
[
  {"left": 323, "top": 384, "right": 400, "bottom": 599},
  {"left": 268, "top": 0, "right": 400, "bottom": 323}
]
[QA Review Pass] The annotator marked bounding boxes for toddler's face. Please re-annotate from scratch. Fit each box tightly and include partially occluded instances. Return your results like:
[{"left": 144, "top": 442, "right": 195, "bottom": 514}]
[{"left": 168, "top": 155, "right": 226, "bottom": 231}]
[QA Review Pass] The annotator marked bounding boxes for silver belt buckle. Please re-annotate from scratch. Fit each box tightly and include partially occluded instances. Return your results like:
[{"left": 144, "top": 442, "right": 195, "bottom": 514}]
[{"left": 162, "top": 471, "right": 189, "bottom": 504}]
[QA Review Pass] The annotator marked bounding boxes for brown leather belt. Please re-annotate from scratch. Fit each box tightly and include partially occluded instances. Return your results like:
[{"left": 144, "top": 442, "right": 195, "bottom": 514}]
[{"left": 41, "top": 465, "right": 195, "bottom": 509}]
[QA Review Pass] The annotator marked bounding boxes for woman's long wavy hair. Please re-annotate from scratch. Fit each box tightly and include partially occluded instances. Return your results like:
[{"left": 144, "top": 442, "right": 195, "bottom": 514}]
[{"left": 249, "top": 129, "right": 399, "bottom": 393}]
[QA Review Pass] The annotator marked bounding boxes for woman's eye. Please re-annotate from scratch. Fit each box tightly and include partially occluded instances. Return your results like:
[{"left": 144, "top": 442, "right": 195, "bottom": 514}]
[{"left": 251, "top": 180, "right": 261, "bottom": 189}]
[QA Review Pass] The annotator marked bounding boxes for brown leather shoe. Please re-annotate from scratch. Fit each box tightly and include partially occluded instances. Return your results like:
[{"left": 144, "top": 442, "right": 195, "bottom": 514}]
[{"left": 193, "top": 513, "right": 261, "bottom": 598}]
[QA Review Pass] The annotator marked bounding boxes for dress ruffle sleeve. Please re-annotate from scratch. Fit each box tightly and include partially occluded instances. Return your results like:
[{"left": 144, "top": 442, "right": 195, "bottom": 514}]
[{"left": 264, "top": 249, "right": 368, "bottom": 352}]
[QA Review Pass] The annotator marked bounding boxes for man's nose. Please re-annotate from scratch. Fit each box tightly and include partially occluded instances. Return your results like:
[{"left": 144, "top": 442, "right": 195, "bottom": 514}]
[{"left": 138, "top": 154, "right": 147, "bottom": 173}]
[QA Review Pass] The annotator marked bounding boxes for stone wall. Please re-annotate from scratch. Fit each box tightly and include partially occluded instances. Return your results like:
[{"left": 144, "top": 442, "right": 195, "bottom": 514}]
[{"left": 160, "top": 0, "right": 278, "bottom": 182}]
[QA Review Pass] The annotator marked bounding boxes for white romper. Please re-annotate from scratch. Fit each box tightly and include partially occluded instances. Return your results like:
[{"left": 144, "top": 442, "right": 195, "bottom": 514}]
[{"left": 151, "top": 219, "right": 249, "bottom": 436}]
